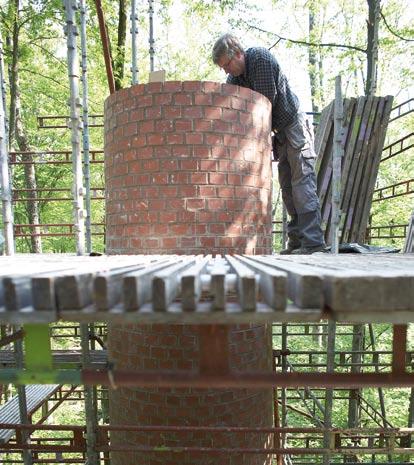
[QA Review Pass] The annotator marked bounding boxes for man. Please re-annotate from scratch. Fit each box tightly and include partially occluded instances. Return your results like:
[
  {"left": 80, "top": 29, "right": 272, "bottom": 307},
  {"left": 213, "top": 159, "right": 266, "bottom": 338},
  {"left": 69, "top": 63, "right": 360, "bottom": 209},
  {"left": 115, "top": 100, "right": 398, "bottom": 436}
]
[{"left": 212, "top": 33, "right": 326, "bottom": 254}]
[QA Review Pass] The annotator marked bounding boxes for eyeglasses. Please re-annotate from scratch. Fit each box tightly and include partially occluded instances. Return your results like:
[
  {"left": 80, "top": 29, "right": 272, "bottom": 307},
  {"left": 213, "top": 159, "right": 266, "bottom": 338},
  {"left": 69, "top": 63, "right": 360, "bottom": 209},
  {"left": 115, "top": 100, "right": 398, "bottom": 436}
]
[{"left": 219, "top": 55, "right": 234, "bottom": 71}]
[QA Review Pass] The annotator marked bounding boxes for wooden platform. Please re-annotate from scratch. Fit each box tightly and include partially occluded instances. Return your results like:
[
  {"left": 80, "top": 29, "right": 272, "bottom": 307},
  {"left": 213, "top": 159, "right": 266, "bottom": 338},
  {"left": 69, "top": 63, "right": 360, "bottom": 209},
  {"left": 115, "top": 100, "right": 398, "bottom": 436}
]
[{"left": 0, "top": 253, "right": 413, "bottom": 324}]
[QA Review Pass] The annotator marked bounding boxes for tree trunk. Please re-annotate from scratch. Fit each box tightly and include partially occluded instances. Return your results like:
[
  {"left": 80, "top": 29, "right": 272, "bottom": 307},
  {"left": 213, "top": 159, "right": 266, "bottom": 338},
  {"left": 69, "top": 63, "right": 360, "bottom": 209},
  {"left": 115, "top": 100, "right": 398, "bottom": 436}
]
[
  {"left": 308, "top": 2, "right": 322, "bottom": 114},
  {"left": 8, "top": 0, "right": 42, "bottom": 253},
  {"left": 366, "top": 0, "right": 380, "bottom": 95},
  {"left": 114, "top": 0, "right": 127, "bottom": 90}
]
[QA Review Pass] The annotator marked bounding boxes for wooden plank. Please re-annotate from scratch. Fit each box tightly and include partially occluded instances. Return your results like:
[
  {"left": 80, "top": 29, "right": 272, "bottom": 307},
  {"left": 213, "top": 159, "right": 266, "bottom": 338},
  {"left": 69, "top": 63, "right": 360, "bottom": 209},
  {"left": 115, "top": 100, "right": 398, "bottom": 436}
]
[
  {"left": 342, "top": 97, "right": 374, "bottom": 242},
  {"left": 209, "top": 256, "right": 227, "bottom": 311},
  {"left": 338, "top": 97, "right": 367, "bottom": 242},
  {"left": 180, "top": 256, "right": 211, "bottom": 311},
  {"left": 152, "top": 256, "right": 198, "bottom": 311},
  {"left": 235, "top": 255, "right": 287, "bottom": 310},
  {"left": 404, "top": 210, "right": 414, "bottom": 253},
  {"left": 356, "top": 95, "right": 394, "bottom": 242},
  {"left": 245, "top": 255, "right": 324, "bottom": 309},
  {"left": 94, "top": 259, "right": 165, "bottom": 311},
  {"left": 348, "top": 97, "right": 380, "bottom": 241},
  {"left": 122, "top": 257, "right": 182, "bottom": 311},
  {"left": 225, "top": 255, "right": 257, "bottom": 312}
]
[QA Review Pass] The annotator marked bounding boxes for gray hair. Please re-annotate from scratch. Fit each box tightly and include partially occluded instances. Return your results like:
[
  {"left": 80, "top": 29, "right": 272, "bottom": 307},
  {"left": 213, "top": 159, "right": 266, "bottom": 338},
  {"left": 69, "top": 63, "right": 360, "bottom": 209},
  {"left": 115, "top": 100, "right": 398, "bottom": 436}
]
[{"left": 212, "top": 33, "right": 244, "bottom": 64}]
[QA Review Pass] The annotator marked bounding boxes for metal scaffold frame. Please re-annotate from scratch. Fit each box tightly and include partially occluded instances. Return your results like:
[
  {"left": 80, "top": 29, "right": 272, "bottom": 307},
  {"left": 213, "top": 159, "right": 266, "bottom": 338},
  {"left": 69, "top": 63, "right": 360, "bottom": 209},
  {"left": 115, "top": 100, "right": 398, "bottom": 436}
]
[
  {"left": 0, "top": 29, "right": 14, "bottom": 256},
  {"left": 63, "top": 0, "right": 85, "bottom": 256}
]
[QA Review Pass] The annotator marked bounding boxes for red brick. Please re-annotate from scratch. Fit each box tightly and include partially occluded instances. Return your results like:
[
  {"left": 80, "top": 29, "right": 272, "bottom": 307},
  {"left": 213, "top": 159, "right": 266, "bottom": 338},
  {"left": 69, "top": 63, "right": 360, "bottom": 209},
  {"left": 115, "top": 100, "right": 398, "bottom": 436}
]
[
  {"left": 174, "top": 93, "right": 192, "bottom": 105},
  {"left": 183, "top": 81, "right": 202, "bottom": 91},
  {"left": 203, "top": 81, "right": 221, "bottom": 93},
  {"left": 204, "top": 106, "right": 222, "bottom": 119},
  {"left": 129, "top": 83, "right": 145, "bottom": 95},
  {"left": 136, "top": 145, "right": 154, "bottom": 159},
  {"left": 205, "top": 134, "right": 222, "bottom": 145},
  {"left": 195, "top": 94, "right": 212, "bottom": 105},
  {"left": 218, "top": 186, "right": 235, "bottom": 198},
  {"left": 185, "top": 133, "right": 203, "bottom": 144},
  {"left": 152, "top": 173, "right": 168, "bottom": 184},
  {"left": 154, "top": 93, "right": 172, "bottom": 105},
  {"left": 166, "top": 133, "right": 184, "bottom": 145},
  {"left": 159, "top": 211, "right": 177, "bottom": 222},
  {"left": 190, "top": 173, "right": 207, "bottom": 184},
  {"left": 154, "top": 146, "right": 172, "bottom": 157},
  {"left": 170, "top": 223, "right": 190, "bottom": 235},
  {"left": 193, "top": 146, "right": 210, "bottom": 157},
  {"left": 175, "top": 119, "right": 192, "bottom": 132},
  {"left": 147, "top": 133, "right": 164, "bottom": 145},
  {"left": 146, "top": 82, "right": 163, "bottom": 92},
  {"left": 164, "top": 81, "right": 182, "bottom": 92},
  {"left": 223, "top": 134, "right": 239, "bottom": 147},
  {"left": 232, "top": 96, "right": 246, "bottom": 110},
  {"left": 207, "top": 198, "right": 224, "bottom": 210},
  {"left": 172, "top": 145, "right": 191, "bottom": 156},
  {"left": 155, "top": 120, "right": 173, "bottom": 132},
  {"left": 211, "top": 146, "right": 228, "bottom": 159},
  {"left": 142, "top": 159, "right": 159, "bottom": 171},
  {"left": 186, "top": 198, "right": 205, "bottom": 210},
  {"left": 193, "top": 224, "right": 207, "bottom": 235},
  {"left": 183, "top": 106, "right": 202, "bottom": 118},
  {"left": 200, "top": 236, "right": 216, "bottom": 248},
  {"left": 164, "top": 106, "right": 182, "bottom": 118},
  {"left": 194, "top": 119, "right": 212, "bottom": 131},
  {"left": 152, "top": 223, "right": 168, "bottom": 235},
  {"left": 145, "top": 106, "right": 162, "bottom": 119},
  {"left": 161, "top": 159, "right": 178, "bottom": 171},
  {"left": 180, "top": 159, "right": 198, "bottom": 170},
  {"left": 199, "top": 186, "right": 216, "bottom": 197},
  {"left": 209, "top": 173, "right": 226, "bottom": 185},
  {"left": 136, "top": 94, "right": 153, "bottom": 106}
]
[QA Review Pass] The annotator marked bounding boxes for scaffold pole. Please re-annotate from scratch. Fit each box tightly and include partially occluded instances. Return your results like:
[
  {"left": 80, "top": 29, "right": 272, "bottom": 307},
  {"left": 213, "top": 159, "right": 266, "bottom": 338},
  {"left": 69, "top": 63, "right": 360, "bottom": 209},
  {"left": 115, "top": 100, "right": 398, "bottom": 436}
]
[
  {"left": 0, "top": 28, "right": 14, "bottom": 255},
  {"left": 63, "top": 0, "right": 85, "bottom": 255},
  {"left": 148, "top": 0, "right": 155, "bottom": 72},
  {"left": 331, "top": 75, "right": 343, "bottom": 253},
  {"left": 131, "top": 0, "right": 139, "bottom": 84},
  {"left": 79, "top": 0, "right": 92, "bottom": 253}
]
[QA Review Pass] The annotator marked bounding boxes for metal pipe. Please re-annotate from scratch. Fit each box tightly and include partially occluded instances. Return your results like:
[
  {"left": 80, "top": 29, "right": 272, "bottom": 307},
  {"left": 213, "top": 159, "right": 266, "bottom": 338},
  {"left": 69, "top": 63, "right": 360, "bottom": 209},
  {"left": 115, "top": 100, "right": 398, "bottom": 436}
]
[
  {"left": 63, "top": 0, "right": 85, "bottom": 255},
  {"left": 130, "top": 0, "right": 139, "bottom": 83},
  {"left": 331, "top": 75, "right": 343, "bottom": 252},
  {"left": 148, "top": 0, "right": 155, "bottom": 72},
  {"left": 14, "top": 326, "right": 33, "bottom": 465},
  {"left": 80, "top": 324, "right": 99, "bottom": 465},
  {"left": 392, "top": 324, "right": 407, "bottom": 374},
  {"left": 93, "top": 0, "right": 115, "bottom": 93},
  {"left": 323, "top": 320, "right": 336, "bottom": 465},
  {"left": 79, "top": 0, "right": 91, "bottom": 253},
  {"left": 0, "top": 29, "right": 14, "bottom": 255}
]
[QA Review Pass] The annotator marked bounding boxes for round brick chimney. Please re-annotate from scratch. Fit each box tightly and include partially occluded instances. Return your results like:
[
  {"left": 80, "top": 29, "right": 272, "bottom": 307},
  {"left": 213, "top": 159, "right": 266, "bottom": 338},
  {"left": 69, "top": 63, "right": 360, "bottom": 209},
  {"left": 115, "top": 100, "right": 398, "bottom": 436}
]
[
  {"left": 104, "top": 80, "right": 272, "bottom": 255},
  {"left": 104, "top": 81, "right": 274, "bottom": 465}
]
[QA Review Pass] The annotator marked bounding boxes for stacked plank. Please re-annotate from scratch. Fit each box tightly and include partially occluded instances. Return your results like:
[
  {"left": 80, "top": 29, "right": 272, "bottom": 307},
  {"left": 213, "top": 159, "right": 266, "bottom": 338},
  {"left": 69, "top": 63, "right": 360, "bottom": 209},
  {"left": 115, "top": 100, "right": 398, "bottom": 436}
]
[
  {"left": 1, "top": 253, "right": 414, "bottom": 324},
  {"left": 315, "top": 95, "right": 394, "bottom": 244},
  {"left": 404, "top": 209, "right": 414, "bottom": 253}
]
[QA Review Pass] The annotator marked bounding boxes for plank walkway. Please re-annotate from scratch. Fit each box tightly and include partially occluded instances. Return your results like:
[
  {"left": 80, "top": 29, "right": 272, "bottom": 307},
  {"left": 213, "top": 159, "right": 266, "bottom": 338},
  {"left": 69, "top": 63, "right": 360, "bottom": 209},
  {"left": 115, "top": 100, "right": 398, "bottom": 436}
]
[
  {"left": 0, "top": 253, "right": 413, "bottom": 323},
  {"left": 315, "top": 95, "right": 393, "bottom": 244},
  {"left": 0, "top": 384, "right": 59, "bottom": 443}
]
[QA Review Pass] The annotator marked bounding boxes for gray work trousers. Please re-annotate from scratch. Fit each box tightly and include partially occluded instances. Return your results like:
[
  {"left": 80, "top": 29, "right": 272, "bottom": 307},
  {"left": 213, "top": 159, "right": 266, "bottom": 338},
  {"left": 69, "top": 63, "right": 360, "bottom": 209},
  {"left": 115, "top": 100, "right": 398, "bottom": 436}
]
[{"left": 277, "top": 113, "right": 325, "bottom": 248}]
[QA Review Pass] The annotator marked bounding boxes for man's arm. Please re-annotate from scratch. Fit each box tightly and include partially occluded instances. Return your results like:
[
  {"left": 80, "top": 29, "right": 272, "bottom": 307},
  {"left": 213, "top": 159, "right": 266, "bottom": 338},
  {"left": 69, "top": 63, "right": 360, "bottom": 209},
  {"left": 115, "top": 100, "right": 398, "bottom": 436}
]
[{"left": 250, "top": 58, "right": 277, "bottom": 106}]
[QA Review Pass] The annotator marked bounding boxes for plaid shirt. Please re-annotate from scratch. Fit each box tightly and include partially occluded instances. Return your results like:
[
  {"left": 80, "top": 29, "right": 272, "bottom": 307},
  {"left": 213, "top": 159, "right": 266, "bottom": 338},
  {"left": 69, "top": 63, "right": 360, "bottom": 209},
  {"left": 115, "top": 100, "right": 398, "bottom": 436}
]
[{"left": 227, "top": 47, "right": 299, "bottom": 132}]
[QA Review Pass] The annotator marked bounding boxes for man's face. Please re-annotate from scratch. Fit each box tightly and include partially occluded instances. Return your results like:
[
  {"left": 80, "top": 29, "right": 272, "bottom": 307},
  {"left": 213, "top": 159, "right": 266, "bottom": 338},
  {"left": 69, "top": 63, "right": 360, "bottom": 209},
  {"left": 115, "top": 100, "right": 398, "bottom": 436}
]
[{"left": 217, "top": 51, "right": 245, "bottom": 77}]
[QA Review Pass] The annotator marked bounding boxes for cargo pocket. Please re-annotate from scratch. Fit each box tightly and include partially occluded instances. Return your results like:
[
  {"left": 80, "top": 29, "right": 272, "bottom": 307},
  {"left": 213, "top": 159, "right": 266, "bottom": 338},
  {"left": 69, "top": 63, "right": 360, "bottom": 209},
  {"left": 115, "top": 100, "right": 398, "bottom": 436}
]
[
  {"left": 301, "top": 146, "right": 316, "bottom": 176},
  {"left": 285, "top": 118, "right": 307, "bottom": 150}
]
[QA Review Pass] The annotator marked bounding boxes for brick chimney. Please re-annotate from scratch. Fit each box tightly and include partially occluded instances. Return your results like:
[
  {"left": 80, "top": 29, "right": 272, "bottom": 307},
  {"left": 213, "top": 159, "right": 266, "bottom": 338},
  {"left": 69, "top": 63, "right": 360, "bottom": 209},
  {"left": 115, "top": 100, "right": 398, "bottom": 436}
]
[{"left": 105, "top": 81, "right": 274, "bottom": 465}]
